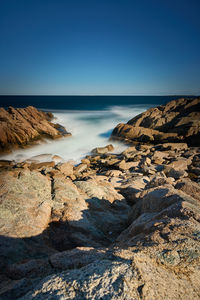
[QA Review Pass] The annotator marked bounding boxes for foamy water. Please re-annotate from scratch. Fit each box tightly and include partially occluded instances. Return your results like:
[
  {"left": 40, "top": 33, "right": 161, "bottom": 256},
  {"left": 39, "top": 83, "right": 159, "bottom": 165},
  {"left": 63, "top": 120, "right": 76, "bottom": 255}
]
[{"left": 0, "top": 105, "right": 149, "bottom": 163}]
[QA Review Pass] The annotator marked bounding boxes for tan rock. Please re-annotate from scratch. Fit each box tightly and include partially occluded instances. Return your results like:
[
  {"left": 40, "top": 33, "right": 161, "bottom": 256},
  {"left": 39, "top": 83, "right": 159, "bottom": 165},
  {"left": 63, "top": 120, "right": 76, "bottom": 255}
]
[
  {"left": 118, "top": 160, "right": 139, "bottom": 170},
  {"left": 56, "top": 162, "right": 74, "bottom": 176},
  {"left": 74, "top": 163, "right": 88, "bottom": 174},
  {"left": 0, "top": 106, "right": 71, "bottom": 153},
  {"left": 0, "top": 170, "right": 52, "bottom": 238},
  {"left": 29, "top": 161, "right": 55, "bottom": 171},
  {"left": 105, "top": 170, "right": 123, "bottom": 177},
  {"left": 167, "top": 158, "right": 188, "bottom": 170},
  {"left": 91, "top": 144, "right": 114, "bottom": 154},
  {"left": 112, "top": 98, "right": 200, "bottom": 146},
  {"left": 81, "top": 158, "right": 90, "bottom": 165}
]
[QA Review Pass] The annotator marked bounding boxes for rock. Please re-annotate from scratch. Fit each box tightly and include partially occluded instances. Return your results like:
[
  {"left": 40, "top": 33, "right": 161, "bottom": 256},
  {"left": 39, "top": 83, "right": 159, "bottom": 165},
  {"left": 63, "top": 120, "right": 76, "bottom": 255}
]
[
  {"left": 0, "top": 170, "right": 52, "bottom": 238},
  {"left": 167, "top": 158, "right": 188, "bottom": 170},
  {"left": 151, "top": 150, "right": 169, "bottom": 161},
  {"left": 20, "top": 260, "right": 136, "bottom": 300},
  {"left": 0, "top": 169, "right": 55, "bottom": 270},
  {"left": 146, "top": 175, "right": 175, "bottom": 189},
  {"left": 20, "top": 251, "right": 200, "bottom": 300},
  {"left": 154, "top": 143, "right": 188, "bottom": 152},
  {"left": 6, "top": 259, "right": 52, "bottom": 280},
  {"left": 1, "top": 104, "right": 200, "bottom": 300},
  {"left": 29, "top": 161, "right": 55, "bottom": 171},
  {"left": 164, "top": 167, "right": 187, "bottom": 179},
  {"left": 112, "top": 98, "right": 200, "bottom": 146},
  {"left": 56, "top": 162, "right": 74, "bottom": 176},
  {"left": 0, "top": 106, "right": 71, "bottom": 153},
  {"left": 189, "top": 167, "right": 200, "bottom": 176},
  {"left": 119, "top": 176, "right": 149, "bottom": 204},
  {"left": 74, "top": 163, "right": 88, "bottom": 174},
  {"left": 112, "top": 124, "right": 177, "bottom": 143},
  {"left": 49, "top": 175, "right": 130, "bottom": 249},
  {"left": 142, "top": 156, "right": 151, "bottom": 166},
  {"left": 49, "top": 247, "right": 107, "bottom": 270},
  {"left": 105, "top": 170, "right": 123, "bottom": 177},
  {"left": 0, "top": 277, "right": 40, "bottom": 300},
  {"left": 52, "top": 155, "right": 63, "bottom": 164},
  {"left": 74, "top": 179, "right": 123, "bottom": 203},
  {"left": 175, "top": 178, "right": 200, "bottom": 201},
  {"left": 91, "top": 144, "right": 114, "bottom": 154},
  {"left": 117, "top": 160, "right": 139, "bottom": 170},
  {"left": 122, "top": 146, "right": 137, "bottom": 159},
  {"left": 81, "top": 158, "right": 90, "bottom": 165},
  {"left": 192, "top": 154, "right": 200, "bottom": 167}
]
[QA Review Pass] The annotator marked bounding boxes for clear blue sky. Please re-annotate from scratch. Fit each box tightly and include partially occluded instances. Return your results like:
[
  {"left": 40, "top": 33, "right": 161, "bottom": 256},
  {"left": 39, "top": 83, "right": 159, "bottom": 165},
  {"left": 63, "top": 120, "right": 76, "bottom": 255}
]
[{"left": 0, "top": 0, "right": 200, "bottom": 95}]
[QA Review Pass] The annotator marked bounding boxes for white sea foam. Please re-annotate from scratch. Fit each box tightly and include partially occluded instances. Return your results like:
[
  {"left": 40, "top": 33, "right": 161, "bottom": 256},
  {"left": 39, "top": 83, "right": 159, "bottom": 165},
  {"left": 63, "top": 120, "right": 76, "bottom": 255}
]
[{"left": 0, "top": 105, "right": 148, "bottom": 163}]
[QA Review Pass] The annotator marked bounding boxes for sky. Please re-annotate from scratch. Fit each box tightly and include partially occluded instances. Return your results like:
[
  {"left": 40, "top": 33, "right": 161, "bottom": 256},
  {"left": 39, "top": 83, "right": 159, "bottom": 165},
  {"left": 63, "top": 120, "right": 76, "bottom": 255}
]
[{"left": 0, "top": 0, "right": 200, "bottom": 95}]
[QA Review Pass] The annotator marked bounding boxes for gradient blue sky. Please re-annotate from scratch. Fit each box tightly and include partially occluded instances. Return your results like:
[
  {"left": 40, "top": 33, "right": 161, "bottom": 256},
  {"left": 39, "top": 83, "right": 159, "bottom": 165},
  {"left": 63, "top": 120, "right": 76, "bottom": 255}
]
[{"left": 0, "top": 0, "right": 200, "bottom": 95}]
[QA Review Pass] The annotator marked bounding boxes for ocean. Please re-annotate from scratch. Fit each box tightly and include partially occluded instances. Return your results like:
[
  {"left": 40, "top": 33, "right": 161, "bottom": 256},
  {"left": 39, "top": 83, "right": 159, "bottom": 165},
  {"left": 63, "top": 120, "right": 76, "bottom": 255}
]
[{"left": 0, "top": 95, "right": 185, "bottom": 163}]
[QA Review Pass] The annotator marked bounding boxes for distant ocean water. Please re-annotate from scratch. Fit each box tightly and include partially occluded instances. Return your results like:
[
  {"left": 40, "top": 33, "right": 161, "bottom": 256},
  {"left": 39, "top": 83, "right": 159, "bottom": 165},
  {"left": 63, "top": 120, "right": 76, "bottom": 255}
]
[{"left": 0, "top": 95, "right": 187, "bottom": 162}]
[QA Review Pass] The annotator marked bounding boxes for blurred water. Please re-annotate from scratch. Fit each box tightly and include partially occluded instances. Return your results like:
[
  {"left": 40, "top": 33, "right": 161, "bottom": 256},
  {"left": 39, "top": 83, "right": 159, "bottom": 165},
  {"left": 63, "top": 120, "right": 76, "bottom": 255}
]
[{"left": 0, "top": 104, "right": 150, "bottom": 163}]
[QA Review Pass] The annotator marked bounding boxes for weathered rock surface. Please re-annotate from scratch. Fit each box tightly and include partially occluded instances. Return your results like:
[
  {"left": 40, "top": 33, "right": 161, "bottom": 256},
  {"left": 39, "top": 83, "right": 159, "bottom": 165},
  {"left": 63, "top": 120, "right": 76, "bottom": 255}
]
[
  {"left": 0, "top": 106, "right": 200, "bottom": 299},
  {"left": 112, "top": 97, "right": 200, "bottom": 146},
  {"left": 0, "top": 106, "right": 71, "bottom": 153},
  {"left": 0, "top": 169, "right": 52, "bottom": 238}
]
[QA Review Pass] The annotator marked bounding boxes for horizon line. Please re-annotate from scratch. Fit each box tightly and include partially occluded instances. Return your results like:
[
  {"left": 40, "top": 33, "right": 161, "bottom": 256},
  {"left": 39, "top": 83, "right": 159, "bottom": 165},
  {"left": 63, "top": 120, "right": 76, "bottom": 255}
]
[{"left": 0, "top": 94, "right": 198, "bottom": 97}]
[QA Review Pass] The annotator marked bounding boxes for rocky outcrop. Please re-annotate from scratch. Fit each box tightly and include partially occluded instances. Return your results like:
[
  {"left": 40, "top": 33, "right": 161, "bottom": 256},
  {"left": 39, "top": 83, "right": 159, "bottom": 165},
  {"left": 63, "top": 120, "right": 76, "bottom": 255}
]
[
  {"left": 0, "top": 106, "right": 71, "bottom": 153},
  {"left": 112, "top": 97, "right": 200, "bottom": 146},
  {"left": 0, "top": 140, "right": 200, "bottom": 299}
]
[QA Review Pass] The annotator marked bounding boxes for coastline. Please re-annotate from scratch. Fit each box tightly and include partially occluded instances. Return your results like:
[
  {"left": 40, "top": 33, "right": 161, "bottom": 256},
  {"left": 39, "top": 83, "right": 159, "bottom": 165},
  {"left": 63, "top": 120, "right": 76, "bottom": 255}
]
[{"left": 0, "top": 97, "right": 200, "bottom": 299}]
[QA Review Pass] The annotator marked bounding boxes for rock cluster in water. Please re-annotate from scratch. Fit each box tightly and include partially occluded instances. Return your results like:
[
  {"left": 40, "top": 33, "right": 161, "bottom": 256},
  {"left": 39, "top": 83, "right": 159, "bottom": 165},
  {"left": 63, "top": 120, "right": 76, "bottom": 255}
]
[
  {"left": 0, "top": 98, "right": 200, "bottom": 299},
  {"left": 0, "top": 106, "right": 71, "bottom": 153}
]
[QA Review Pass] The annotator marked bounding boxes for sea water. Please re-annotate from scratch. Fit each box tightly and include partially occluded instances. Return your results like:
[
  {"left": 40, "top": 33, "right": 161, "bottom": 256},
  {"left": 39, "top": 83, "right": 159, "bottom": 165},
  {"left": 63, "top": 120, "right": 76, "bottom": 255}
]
[{"left": 0, "top": 96, "right": 182, "bottom": 163}]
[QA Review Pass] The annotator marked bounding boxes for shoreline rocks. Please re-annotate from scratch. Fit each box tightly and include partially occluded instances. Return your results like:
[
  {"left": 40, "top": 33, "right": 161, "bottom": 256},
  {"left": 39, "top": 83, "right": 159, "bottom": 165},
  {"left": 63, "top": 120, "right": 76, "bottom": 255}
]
[
  {"left": 0, "top": 140, "right": 200, "bottom": 298},
  {"left": 0, "top": 98, "right": 200, "bottom": 299},
  {"left": 0, "top": 106, "right": 71, "bottom": 154},
  {"left": 111, "top": 97, "right": 200, "bottom": 146}
]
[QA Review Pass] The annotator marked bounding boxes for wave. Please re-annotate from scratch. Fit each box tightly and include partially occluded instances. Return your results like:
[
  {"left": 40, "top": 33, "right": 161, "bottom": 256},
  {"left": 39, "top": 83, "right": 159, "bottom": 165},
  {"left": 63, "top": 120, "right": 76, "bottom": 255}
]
[{"left": 0, "top": 104, "right": 149, "bottom": 163}]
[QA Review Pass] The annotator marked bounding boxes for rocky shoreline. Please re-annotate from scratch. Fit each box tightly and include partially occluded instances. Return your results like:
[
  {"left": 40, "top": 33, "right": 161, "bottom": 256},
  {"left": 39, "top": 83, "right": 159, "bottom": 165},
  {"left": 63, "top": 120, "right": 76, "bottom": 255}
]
[
  {"left": 112, "top": 97, "right": 200, "bottom": 146},
  {"left": 0, "top": 98, "right": 200, "bottom": 299}
]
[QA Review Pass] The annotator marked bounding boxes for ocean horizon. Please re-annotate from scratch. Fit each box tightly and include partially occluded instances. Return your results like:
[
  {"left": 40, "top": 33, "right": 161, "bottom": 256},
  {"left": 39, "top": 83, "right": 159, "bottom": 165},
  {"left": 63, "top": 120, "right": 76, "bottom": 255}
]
[{"left": 0, "top": 95, "right": 192, "bottom": 110}]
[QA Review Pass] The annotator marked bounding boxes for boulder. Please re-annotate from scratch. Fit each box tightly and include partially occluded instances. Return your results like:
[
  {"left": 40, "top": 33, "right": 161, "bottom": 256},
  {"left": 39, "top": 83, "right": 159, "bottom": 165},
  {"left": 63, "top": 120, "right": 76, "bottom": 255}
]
[
  {"left": 117, "top": 160, "right": 139, "bottom": 171},
  {"left": 174, "top": 178, "right": 200, "bottom": 201},
  {"left": 20, "top": 251, "right": 200, "bottom": 300},
  {"left": 112, "top": 98, "right": 200, "bottom": 146},
  {"left": 0, "top": 170, "right": 52, "bottom": 238},
  {"left": 0, "top": 106, "right": 71, "bottom": 153},
  {"left": 74, "top": 163, "right": 88, "bottom": 174},
  {"left": 167, "top": 158, "right": 188, "bottom": 170},
  {"left": 91, "top": 144, "right": 114, "bottom": 154},
  {"left": 56, "top": 162, "right": 74, "bottom": 176}
]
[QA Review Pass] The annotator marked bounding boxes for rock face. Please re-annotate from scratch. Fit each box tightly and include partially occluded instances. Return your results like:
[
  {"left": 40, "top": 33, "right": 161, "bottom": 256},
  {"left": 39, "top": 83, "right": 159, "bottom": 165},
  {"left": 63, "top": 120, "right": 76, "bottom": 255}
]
[
  {"left": 0, "top": 141, "right": 200, "bottom": 299},
  {"left": 0, "top": 106, "right": 71, "bottom": 153},
  {"left": 112, "top": 97, "right": 200, "bottom": 146}
]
